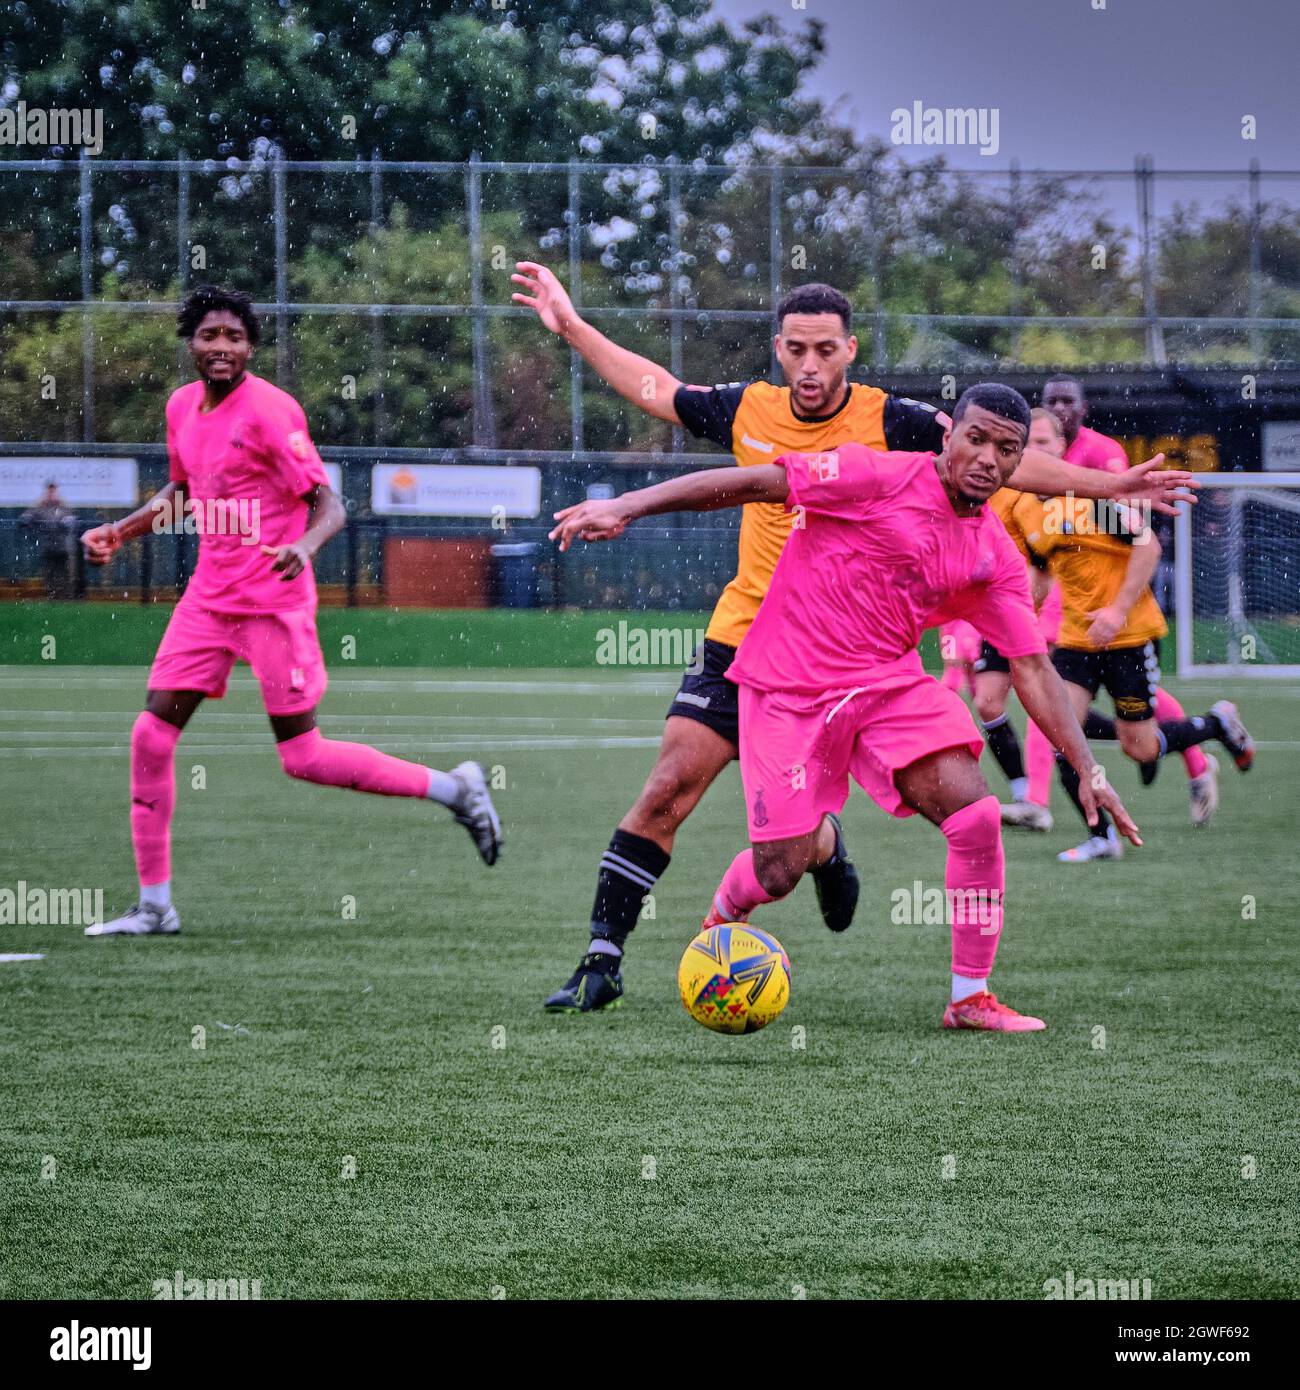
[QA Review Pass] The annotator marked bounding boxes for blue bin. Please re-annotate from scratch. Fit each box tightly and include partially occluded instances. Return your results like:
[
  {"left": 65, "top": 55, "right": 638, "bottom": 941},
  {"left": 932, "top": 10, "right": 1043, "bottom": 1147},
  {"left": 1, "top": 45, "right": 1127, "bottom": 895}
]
[{"left": 491, "top": 541, "right": 541, "bottom": 608}]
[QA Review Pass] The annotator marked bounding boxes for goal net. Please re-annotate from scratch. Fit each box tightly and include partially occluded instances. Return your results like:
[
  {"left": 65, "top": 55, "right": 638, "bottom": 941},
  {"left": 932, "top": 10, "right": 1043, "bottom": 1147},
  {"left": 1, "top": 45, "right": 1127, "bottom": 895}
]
[{"left": 1175, "top": 471, "right": 1300, "bottom": 677}]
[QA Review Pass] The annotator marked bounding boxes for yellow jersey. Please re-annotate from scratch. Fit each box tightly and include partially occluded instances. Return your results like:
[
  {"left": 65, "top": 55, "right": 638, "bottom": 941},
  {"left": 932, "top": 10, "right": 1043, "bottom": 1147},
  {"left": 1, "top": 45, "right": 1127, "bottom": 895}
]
[
  {"left": 998, "top": 492, "right": 1167, "bottom": 650},
  {"left": 674, "top": 381, "right": 945, "bottom": 648}
]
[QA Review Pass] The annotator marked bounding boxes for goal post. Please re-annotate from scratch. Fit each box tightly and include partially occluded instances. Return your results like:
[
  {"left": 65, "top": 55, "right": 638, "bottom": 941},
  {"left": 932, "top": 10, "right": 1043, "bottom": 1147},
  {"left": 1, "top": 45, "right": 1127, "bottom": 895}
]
[{"left": 1174, "top": 471, "right": 1300, "bottom": 678}]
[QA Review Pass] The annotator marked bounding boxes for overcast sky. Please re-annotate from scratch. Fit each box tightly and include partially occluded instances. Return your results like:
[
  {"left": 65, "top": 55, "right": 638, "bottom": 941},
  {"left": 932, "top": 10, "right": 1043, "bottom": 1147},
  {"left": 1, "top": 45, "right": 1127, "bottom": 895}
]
[{"left": 711, "top": 0, "right": 1299, "bottom": 174}]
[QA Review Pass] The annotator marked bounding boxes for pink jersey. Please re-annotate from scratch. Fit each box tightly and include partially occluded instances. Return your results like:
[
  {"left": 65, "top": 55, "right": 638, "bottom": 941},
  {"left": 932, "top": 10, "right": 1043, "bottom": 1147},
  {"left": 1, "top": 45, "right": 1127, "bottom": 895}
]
[
  {"left": 1064, "top": 424, "right": 1127, "bottom": 474},
  {"left": 166, "top": 372, "right": 330, "bottom": 614},
  {"left": 728, "top": 446, "right": 1047, "bottom": 695}
]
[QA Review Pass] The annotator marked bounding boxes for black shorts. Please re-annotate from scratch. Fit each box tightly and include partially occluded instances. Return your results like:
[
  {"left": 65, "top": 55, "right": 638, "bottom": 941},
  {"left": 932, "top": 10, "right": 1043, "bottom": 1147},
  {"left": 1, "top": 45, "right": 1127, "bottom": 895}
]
[
  {"left": 1053, "top": 640, "right": 1162, "bottom": 722},
  {"left": 972, "top": 640, "right": 1010, "bottom": 676},
  {"left": 667, "top": 638, "right": 739, "bottom": 748}
]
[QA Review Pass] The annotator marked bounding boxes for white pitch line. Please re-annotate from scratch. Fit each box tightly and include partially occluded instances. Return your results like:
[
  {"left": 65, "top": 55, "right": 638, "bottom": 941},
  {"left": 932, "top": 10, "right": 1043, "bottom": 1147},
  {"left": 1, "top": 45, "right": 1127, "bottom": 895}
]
[
  {"left": 0, "top": 735, "right": 664, "bottom": 757},
  {"left": 0, "top": 672, "right": 680, "bottom": 695},
  {"left": 0, "top": 709, "right": 663, "bottom": 730}
]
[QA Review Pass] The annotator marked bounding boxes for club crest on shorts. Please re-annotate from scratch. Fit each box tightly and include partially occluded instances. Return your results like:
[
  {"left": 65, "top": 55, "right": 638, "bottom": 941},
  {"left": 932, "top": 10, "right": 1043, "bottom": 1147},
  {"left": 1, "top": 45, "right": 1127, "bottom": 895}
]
[{"left": 752, "top": 788, "right": 769, "bottom": 828}]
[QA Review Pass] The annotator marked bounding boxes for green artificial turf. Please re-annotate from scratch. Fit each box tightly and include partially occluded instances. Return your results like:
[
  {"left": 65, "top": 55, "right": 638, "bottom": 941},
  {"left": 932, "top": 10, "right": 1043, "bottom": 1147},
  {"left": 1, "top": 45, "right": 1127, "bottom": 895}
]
[{"left": 1, "top": 664, "right": 1297, "bottom": 1299}]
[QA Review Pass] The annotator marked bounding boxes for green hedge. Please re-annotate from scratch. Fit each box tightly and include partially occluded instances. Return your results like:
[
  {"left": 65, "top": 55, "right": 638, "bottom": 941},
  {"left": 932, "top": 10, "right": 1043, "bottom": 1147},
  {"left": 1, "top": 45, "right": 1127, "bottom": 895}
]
[{"left": 0, "top": 601, "right": 952, "bottom": 669}]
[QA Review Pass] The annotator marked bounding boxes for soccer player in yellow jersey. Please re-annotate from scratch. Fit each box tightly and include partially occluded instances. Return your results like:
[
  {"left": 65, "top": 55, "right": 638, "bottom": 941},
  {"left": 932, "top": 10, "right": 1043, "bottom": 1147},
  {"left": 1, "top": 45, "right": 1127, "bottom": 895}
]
[
  {"left": 512, "top": 263, "right": 1198, "bottom": 1011},
  {"left": 1001, "top": 491, "right": 1255, "bottom": 863}
]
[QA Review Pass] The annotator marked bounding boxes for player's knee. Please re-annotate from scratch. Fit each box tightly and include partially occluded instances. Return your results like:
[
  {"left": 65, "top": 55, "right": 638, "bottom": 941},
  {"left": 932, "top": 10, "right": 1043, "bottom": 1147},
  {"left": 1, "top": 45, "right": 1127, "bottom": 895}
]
[
  {"left": 1119, "top": 723, "right": 1155, "bottom": 761},
  {"left": 941, "top": 793, "right": 1001, "bottom": 851},
  {"left": 752, "top": 852, "right": 804, "bottom": 900},
  {"left": 973, "top": 691, "right": 1005, "bottom": 724},
  {"left": 277, "top": 728, "right": 322, "bottom": 781},
  {"left": 132, "top": 710, "right": 179, "bottom": 759}
]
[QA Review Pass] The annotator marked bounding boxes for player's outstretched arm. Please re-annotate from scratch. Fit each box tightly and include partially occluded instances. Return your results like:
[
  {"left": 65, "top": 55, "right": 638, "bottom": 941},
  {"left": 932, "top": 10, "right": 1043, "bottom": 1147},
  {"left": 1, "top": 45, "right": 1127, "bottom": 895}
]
[
  {"left": 81, "top": 482, "right": 184, "bottom": 565},
  {"left": 261, "top": 485, "right": 346, "bottom": 581},
  {"left": 1085, "top": 528, "right": 1160, "bottom": 647},
  {"left": 511, "top": 261, "right": 684, "bottom": 424},
  {"left": 1010, "top": 450, "right": 1198, "bottom": 516},
  {"left": 1009, "top": 651, "right": 1142, "bottom": 845},
  {"left": 549, "top": 464, "right": 789, "bottom": 552}
]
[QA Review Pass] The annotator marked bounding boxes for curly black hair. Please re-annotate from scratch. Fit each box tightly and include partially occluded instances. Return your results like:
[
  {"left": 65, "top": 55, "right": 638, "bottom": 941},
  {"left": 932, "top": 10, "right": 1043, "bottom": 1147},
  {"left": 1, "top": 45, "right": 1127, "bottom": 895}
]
[
  {"left": 176, "top": 284, "right": 261, "bottom": 345},
  {"left": 952, "top": 383, "right": 1032, "bottom": 437},
  {"left": 776, "top": 283, "right": 853, "bottom": 332}
]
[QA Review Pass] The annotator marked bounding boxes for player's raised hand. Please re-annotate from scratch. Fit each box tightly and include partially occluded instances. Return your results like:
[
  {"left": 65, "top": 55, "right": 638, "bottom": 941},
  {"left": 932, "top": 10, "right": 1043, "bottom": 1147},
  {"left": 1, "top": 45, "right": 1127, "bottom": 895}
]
[
  {"left": 1077, "top": 766, "right": 1142, "bottom": 846},
  {"left": 1112, "top": 454, "right": 1199, "bottom": 515},
  {"left": 261, "top": 542, "right": 312, "bottom": 579},
  {"left": 511, "top": 262, "right": 576, "bottom": 336},
  {"left": 81, "top": 522, "right": 122, "bottom": 566},
  {"left": 549, "top": 500, "right": 630, "bottom": 552}
]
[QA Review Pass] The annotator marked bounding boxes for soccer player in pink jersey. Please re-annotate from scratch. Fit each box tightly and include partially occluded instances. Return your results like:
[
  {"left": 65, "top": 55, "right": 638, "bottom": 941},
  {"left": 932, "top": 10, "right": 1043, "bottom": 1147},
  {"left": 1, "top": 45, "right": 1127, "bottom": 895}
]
[
  {"left": 552, "top": 385, "right": 1144, "bottom": 1031},
  {"left": 80, "top": 285, "right": 501, "bottom": 937},
  {"left": 1042, "top": 376, "right": 1129, "bottom": 475}
]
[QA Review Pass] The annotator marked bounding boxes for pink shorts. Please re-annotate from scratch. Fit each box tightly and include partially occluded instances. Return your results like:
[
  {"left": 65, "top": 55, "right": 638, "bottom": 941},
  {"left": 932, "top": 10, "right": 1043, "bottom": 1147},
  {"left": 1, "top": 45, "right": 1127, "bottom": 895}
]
[
  {"left": 149, "top": 600, "right": 327, "bottom": 715},
  {"left": 737, "top": 658, "right": 984, "bottom": 840}
]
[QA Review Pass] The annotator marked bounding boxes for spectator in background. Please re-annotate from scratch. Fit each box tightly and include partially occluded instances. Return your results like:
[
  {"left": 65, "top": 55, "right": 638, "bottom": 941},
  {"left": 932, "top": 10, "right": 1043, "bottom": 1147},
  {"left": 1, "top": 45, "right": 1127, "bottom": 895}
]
[{"left": 20, "top": 481, "right": 79, "bottom": 599}]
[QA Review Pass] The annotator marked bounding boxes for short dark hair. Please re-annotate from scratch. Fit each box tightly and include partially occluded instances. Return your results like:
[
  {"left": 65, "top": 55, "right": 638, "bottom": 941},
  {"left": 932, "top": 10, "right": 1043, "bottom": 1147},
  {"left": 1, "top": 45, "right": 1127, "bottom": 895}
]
[
  {"left": 1043, "top": 374, "right": 1085, "bottom": 398},
  {"left": 177, "top": 284, "right": 261, "bottom": 345},
  {"left": 776, "top": 283, "right": 853, "bottom": 332},
  {"left": 952, "top": 383, "right": 1032, "bottom": 438}
]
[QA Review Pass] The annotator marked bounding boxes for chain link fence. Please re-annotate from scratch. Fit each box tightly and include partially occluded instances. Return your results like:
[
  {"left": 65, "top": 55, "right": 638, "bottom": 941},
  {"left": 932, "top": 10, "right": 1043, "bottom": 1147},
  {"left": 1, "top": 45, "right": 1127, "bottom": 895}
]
[{"left": 2, "top": 155, "right": 1299, "bottom": 605}]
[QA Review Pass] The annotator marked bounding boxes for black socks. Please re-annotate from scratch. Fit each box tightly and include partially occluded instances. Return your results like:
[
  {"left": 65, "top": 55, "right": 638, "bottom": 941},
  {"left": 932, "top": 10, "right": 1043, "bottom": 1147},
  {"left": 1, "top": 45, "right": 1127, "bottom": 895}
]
[{"left": 590, "top": 828, "right": 671, "bottom": 950}]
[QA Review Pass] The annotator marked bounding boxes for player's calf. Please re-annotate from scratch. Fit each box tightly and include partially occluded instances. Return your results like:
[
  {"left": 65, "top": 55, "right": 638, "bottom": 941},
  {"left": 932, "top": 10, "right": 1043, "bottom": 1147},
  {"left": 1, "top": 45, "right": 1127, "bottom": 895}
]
[{"left": 275, "top": 730, "right": 502, "bottom": 864}]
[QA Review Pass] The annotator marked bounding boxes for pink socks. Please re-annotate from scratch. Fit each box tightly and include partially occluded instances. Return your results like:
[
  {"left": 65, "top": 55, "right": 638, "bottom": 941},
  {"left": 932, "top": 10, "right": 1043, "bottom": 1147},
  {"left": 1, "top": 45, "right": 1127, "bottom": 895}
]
[
  {"left": 1025, "top": 718, "right": 1055, "bottom": 807},
  {"left": 130, "top": 711, "right": 182, "bottom": 887},
  {"left": 712, "top": 848, "right": 779, "bottom": 921},
  {"left": 129, "top": 717, "right": 437, "bottom": 894},
  {"left": 276, "top": 727, "right": 433, "bottom": 798},
  {"left": 941, "top": 795, "right": 1005, "bottom": 979},
  {"left": 1153, "top": 688, "right": 1208, "bottom": 778}
]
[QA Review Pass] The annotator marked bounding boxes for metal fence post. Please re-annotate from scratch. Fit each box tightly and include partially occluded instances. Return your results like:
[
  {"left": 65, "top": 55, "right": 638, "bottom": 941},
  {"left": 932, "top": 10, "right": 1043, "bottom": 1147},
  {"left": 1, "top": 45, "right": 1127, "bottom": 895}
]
[
  {"left": 467, "top": 151, "right": 497, "bottom": 448},
  {"left": 1137, "top": 155, "right": 1167, "bottom": 367},
  {"left": 864, "top": 164, "right": 887, "bottom": 372},
  {"left": 78, "top": 149, "right": 94, "bottom": 440},
  {"left": 568, "top": 159, "right": 583, "bottom": 453},
  {"left": 668, "top": 155, "right": 684, "bottom": 453},
  {"left": 177, "top": 152, "right": 190, "bottom": 290},
  {"left": 769, "top": 166, "right": 782, "bottom": 379},
  {"left": 176, "top": 151, "right": 190, "bottom": 382},
  {"left": 272, "top": 147, "right": 289, "bottom": 386},
  {"left": 370, "top": 148, "right": 387, "bottom": 446},
  {"left": 1248, "top": 157, "right": 1263, "bottom": 363},
  {"left": 1008, "top": 158, "right": 1022, "bottom": 363}
]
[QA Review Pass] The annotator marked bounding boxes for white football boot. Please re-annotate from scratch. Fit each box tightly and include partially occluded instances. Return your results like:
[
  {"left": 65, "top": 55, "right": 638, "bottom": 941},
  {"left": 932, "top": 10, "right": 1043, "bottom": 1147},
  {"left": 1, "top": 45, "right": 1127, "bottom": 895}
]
[
  {"left": 449, "top": 761, "right": 503, "bottom": 866},
  {"left": 85, "top": 901, "right": 180, "bottom": 937},
  {"left": 1188, "top": 752, "right": 1219, "bottom": 829},
  {"left": 1001, "top": 800, "right": 1054, "bottom": 832},
  {"left": 1057, "top": 826, "right": 1124, "bottom": 863}
]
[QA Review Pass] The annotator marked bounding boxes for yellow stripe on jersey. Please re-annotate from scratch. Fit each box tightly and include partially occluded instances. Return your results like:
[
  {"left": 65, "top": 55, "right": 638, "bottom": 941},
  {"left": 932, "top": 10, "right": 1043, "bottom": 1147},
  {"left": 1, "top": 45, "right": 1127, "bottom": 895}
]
[
  {"left": 706, "top": 382, "right": 888, "bottom": 648},
  {"left": 1001, "top": 492, "right": 1167, "bottom": 650}
]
